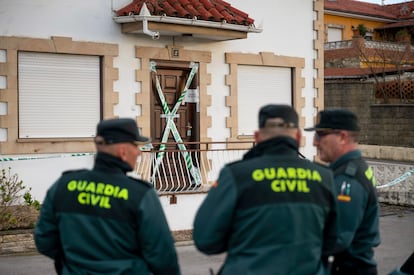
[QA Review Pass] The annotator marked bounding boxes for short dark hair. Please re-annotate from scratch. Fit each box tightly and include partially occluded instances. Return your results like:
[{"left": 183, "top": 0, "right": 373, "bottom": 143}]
[{"left": 258, "top": 104, "right": 299, "bottom": 129}]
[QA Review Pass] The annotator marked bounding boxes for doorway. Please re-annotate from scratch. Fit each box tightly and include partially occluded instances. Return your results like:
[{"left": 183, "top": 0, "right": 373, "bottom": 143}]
[{"left": 150, "top": 61, "right": 200, "bottom": 191}]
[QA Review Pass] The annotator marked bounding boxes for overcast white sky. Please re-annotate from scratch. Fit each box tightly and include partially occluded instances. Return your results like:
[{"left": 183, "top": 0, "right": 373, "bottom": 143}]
[{"left": 358, "top": 0, "right": 410, "bottom": 4}]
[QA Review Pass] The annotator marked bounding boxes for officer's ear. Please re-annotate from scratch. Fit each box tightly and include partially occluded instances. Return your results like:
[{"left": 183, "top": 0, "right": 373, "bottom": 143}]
[
  {"left": 295, "top": 129, "right": 302, "bottom": 145},
  {"left": 116, "top": 143, "right": 128, "bottom": 162},
  {"left": 254, "top": 130, "right": 262, "bottom": 143}
]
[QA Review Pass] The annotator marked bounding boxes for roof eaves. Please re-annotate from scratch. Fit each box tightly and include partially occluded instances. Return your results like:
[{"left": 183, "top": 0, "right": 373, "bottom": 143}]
[
  {"left": 116, "top": 0, "right": 256, "bottom": 27},
  {"left": 324, "top": 9, "right": 397, "bottom": 22},
  {"left": 113, "top": 14, "right": 262, "bottom": 33}
]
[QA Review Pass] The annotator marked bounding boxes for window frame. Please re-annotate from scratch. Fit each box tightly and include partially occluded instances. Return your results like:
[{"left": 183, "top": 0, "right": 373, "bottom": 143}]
[
  {"left": 236, "top": 65, "right": 293, "bottom": 136},
  {"left": 0, "top": 36, "right": 118, "bottom": 154},
  {"left": 18, "top": 51, "right": 102, "bottom": 139},
  {"left": 225, "top": 52, "right": 306, "bottom": 145}
]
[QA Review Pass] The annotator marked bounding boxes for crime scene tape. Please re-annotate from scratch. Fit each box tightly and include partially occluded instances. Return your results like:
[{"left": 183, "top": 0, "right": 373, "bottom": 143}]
[
  {"left": 376, "top": 168, "right": 414, "bottom": 189},
  {"left": 0, "top": 152, "right": 411, "bottom": 190},
  {"left": 149, "top": 61, "right": 201, "bottom": 185},
  {"left": 0, "top": 153, "right": 95, "bottom": 162}
]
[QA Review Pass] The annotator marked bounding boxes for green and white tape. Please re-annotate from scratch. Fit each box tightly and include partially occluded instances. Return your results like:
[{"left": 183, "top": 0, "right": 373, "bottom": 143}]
[
  {"left": 0, "top": 153, "right": 95, "bottom": 162},
  {"left": 150, "top": 61, "right": 201, "bottom": 185},
  {"left": 0, "top": 151, "right": 412, "bottom": 191},
  {"left": 376, "top": 168, "right": 414, "bottom": 189}
]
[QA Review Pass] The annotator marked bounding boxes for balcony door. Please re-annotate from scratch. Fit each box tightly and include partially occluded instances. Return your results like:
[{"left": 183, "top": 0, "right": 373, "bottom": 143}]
[{"left": 150, "top": 61, "right": 200, "bottom": 191}]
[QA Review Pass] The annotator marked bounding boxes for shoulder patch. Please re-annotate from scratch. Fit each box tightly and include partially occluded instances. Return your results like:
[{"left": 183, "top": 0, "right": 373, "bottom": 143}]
[
  {"left": 337, "top": 180, "right": 352, "bottom": 203},
  {"left": 344, "top": 162, "right": 358, "bottom": 177}
]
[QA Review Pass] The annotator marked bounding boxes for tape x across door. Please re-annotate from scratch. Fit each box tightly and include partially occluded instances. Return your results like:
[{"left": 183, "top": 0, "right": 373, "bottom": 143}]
[{"left": 150, "top": 61, "right": 201, "bottom": 185}]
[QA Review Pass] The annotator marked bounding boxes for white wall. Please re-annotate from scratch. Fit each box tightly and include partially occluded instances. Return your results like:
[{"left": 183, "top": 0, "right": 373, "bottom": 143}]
[
  {"left": 0, "top": 0, "right": 318, "bottom": 230},
  {"left": 160, "top": 194, "right": 206, "bottom": 231},
  {"left": 0, "top": 154, "right": 94, "bottom": 203}
]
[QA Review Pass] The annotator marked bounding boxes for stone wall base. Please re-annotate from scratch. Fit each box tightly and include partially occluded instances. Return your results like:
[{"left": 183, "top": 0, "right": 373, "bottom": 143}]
[
  {"left": 0, "top": 229, "right": 194, "bottom": 256},
  {"left": 378, "top": 191, "right": 413, "bottom": 206},
  {"left": 0, "top": 229, "right": 36, "bottom": 255}
]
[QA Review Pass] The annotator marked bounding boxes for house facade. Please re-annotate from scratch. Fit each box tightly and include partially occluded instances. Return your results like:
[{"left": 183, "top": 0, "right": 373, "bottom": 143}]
[
  {"left": 325, "top": 0, "right": 414, "bottom": 43},
  {"left": 0, "top": 0, "right": 324, "bottom": 231},
  {"left": 324, "top": 0, "right": 414, "bottom": 206},
  {"left": 324, "top": 0, "right": 392, "bottom": 42}
]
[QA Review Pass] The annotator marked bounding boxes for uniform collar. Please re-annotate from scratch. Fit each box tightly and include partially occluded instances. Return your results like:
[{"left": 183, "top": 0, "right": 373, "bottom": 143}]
[
  {"left": 93, "top": 152, "right": 132, "bottom": 174},
  {"left": 329, "top": 149, "right": 362, "bottom": 170},
  {"left": 243, "top": 136, "right": 299, "bottom": 160}
]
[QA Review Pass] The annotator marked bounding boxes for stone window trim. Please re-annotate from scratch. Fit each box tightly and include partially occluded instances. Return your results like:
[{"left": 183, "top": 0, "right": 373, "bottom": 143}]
[
  {"left": 225, "top": 52, "right": 306, "bottom": 147},
  {"left": 0, "top": 36, "right": 118, "bottom": 154},
  {"left": 224, "top": 0, "right": 324, "bottom": 149},
  {"left": 327, "top": 24, "right": 345, "bottom": 29}
]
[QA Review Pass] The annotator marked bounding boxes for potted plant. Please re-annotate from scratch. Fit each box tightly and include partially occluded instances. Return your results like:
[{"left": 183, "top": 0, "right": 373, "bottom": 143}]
[
  {"left": 357, "top": 24, "right": 367, "bottom": 37},
  {"left": 396, "top": 28, "right": 410, "bottom": 42}
]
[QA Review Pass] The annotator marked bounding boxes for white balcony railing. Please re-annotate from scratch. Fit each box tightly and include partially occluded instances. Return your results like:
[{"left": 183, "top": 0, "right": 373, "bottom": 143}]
[
  {"left": 134, "top": 141, "right": 254, "bottom": 194},
  {"left": 324, "top": 40, "right": 353, "bottom": 50},
  {"left": 133, "top": 142, "right": 414, "bottom": 199},
  {"left": 324, "top": 39, "right": 414, "bottom": 51}
]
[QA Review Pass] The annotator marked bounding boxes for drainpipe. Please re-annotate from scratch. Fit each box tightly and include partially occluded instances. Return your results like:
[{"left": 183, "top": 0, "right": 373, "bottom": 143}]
[
  {"left": 139, "top": 3, "right": 160, "bottom": 39},
  {"left": 142, "top": 17, "right": 160, "bottom": 39}
]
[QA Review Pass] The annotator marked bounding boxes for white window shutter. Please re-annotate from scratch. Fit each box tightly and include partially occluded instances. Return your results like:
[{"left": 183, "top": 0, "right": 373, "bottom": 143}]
[
  {"left": 18, "top": 52, "right": 101, "bottom": 138},
  {"left": 237, "top": 65, "right": 292, "bottom": 136},
  {"left": 328, "top": 27, "right": 343, "bottom": 42}
]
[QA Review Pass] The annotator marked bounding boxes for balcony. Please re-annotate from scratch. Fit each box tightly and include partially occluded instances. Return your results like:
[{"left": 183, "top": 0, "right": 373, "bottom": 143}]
[
  {"left": 324, "top": 40, "right": 353, "bottom": 50},
  {"left": 324, "top": 39, "right": 413, "bottom": 52},
  {"left": 134, "top": 141, "right": 255, "bottom": 194},
  {"left": 133, "top": 141, "right": 414, "bottom": 205}
]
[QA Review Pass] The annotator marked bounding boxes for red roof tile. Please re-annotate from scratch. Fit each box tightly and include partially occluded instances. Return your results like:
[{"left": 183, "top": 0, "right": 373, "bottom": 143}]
[
  {"left": 384, "top": 2, "right": 414, "bottom": 20},
  {"left": 325, "top": 0, "right": 414, "bottom": 21},
  {"left": 325, "top": 0, "right": 394, "bottom": 20},
  {"left": 376, "top": 19, "right": 414, "bottom": 29},
  {"left": 116, "top": 0, "right": 255, "bottom": 26}
]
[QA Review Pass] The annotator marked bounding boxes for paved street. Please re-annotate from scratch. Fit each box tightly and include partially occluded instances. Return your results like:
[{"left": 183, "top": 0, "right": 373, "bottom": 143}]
[
  {"left": 0, "top": 209, "right": 413, "bottom": 275},
  {"left": 0, "top": 244, "right": 225, "bottom": 275}
]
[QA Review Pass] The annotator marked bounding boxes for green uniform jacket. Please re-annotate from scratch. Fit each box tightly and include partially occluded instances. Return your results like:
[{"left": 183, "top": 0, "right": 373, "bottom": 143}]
[
  {"left": 330, "top": 150, "right": 381, "bottom": 268},
  {"left": 194, "top": 137, "right": 338, "bottom": 275},
  {"left": 34, "top": 152, "right": 180, "bottom": 275}
]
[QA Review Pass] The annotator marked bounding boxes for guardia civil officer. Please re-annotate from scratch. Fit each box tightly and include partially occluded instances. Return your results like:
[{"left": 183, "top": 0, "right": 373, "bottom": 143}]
[
  {"left": 35, "top": 118, "right": 180, "bottom": 275},
  {"left": 193, "top": 104, "right": 338, "bottom": 275},
  {"left": 305, "top": 109, "right": 381, "bottom": 275}
]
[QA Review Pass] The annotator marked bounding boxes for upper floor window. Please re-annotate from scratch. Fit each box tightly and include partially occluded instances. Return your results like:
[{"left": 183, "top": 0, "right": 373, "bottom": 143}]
[{"left": 327, "top": 27, "right": 343, "bottom": 42}]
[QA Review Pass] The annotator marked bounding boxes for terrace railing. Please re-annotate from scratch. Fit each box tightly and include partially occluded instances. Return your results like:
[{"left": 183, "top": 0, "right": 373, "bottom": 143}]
[
  {"left": 324, "top": 39, "right": 414, "bottom": 51},
  {"left": 134, "top": 141, "right": 255, "bottom": 194}
]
